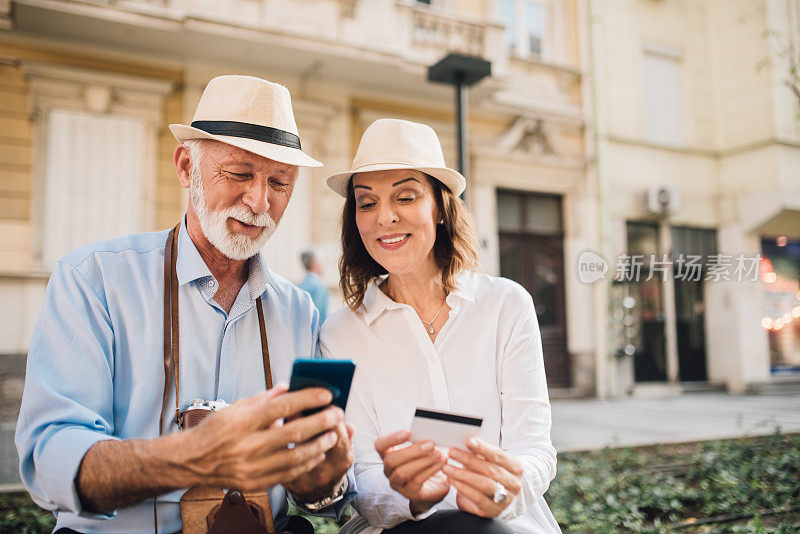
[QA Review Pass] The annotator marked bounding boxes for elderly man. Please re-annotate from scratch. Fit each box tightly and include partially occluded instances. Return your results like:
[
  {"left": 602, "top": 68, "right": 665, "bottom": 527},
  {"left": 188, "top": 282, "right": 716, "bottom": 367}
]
[{"left": 15, "top": 75, "right": 355, "bottom": 533}]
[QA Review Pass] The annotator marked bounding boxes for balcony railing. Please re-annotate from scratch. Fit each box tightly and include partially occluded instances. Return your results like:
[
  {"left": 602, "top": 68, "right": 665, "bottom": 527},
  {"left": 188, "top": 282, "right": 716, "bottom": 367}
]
[
  {"left": 396, "top": 1, "right": 507, "bottom": 73},
  {"left": 408, "top": 6, "right": 485, "bottom": 56}
]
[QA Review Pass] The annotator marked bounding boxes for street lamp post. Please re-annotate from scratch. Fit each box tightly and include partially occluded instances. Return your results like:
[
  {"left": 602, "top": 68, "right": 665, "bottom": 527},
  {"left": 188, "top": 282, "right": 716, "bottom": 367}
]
[{"left": 427, "top": 53, "right": 491, "bottom": 200}]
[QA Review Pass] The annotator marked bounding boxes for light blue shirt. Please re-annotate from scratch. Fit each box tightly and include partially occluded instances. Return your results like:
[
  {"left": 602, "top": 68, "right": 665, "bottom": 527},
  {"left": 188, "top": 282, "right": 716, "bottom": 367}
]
[
  {"left": 15, "top": 217, "right": 355, "bottom": 533},
  {"left": 298, "top": 272, "right": 330, "bottom": 324}
]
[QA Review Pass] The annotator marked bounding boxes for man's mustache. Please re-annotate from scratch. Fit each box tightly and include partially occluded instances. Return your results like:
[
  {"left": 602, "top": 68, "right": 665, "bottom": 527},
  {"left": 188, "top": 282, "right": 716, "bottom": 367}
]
[{"left": 225, "top": 206, "right": 274, "bottom": 228}]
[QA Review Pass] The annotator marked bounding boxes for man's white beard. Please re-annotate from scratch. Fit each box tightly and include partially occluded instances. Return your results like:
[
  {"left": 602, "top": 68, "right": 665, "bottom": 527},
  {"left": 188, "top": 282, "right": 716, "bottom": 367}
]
[{"left": 189, "top": 165, "right": 278, "bottom": 261}]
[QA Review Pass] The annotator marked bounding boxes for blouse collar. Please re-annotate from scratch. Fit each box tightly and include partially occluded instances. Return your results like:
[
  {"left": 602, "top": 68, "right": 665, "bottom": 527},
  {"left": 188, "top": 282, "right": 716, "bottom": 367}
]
[{"left": 360, "top": 270, "right": 477, "bottom": 326}]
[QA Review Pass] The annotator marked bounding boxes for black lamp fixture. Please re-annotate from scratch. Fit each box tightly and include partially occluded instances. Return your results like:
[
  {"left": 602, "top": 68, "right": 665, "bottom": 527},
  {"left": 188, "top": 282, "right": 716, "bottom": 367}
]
[{"left": 427, "top": 53, "right": 491, "bottom": 200}]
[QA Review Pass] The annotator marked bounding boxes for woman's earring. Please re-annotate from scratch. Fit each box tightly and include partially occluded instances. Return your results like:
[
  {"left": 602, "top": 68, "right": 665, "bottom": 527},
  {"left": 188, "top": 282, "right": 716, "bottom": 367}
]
[{"left": 438, "top": 219, "right": 444, "bottom": 225}]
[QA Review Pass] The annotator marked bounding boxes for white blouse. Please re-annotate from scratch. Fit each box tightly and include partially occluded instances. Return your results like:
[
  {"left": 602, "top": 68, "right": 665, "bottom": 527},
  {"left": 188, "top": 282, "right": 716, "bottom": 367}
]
[{"left": 320, "top": 271, "right": 561, "bottom": 534}]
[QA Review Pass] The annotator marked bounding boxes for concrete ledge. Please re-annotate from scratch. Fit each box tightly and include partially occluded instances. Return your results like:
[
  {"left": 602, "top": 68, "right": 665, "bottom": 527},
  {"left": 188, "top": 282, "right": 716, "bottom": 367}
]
[
  {"left": 747, "top": 376, "right": 800, "bottom": 396},
  {"left": 548, "top": 387, "right": 591, "bottom": 400},
  {"left": 681, "top": 381, "right": 726, "bottom": 393},
  {"left": 0, "top": 483, "right": 25, "bottom": 493},
  {"left": 632, "top": 382, "right": 683, "bottom": 399}
]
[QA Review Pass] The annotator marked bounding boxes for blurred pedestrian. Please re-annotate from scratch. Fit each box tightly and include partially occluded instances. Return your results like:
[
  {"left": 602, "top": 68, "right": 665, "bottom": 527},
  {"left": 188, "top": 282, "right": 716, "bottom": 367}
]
[{"left": 299, "top": 249, "right": 330, "bottom": 323}]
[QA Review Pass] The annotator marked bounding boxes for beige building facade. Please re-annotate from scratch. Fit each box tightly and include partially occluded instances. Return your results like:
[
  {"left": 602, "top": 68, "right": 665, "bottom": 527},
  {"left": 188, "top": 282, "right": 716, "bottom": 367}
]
[
  {"left": 0, "top": 0, "right": 595, "bottom": 398},
  {"left": 591, "top": 0, "right": 800, "bottom": 396},
  {"left": 0, "top": 0, "right": 796, "bottom": 401}
]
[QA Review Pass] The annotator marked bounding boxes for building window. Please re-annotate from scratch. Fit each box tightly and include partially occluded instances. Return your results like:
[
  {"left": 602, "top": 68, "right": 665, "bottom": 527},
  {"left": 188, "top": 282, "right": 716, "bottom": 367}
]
[
  {"left": 643, "top": 48, "right": 685, "bottom": 146},
  {"left": 761, "top": 237, "right": 800, "bottom": 372},
  {"left": 524, "top": 0, "right": 544, "bottom": 55},
  {"left": 497, "top": 0, "right": 517, "bottom": 49},
  {"left": 671, "top": 226, "right": 716, "bottom": 382},
  {"left": 497, "top": 0, "right": 545, "bottom": 57},
  {"left": 22, "top": 62, "right": 173, "bottom": 269},
  {"left": 625, "top": 221, "right": 667, "bottom": 382},
  {"left": 42, "top": 109, "right": 146, "bottom": 267},
  {"left": 671, "top": 226, "right": 717, "bottom": 263}
]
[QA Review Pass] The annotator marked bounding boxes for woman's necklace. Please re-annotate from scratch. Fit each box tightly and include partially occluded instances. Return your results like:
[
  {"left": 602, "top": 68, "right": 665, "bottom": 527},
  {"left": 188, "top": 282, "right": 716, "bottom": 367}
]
[{"left": 419, "top": 297, "right": 447, "bottom": 335}]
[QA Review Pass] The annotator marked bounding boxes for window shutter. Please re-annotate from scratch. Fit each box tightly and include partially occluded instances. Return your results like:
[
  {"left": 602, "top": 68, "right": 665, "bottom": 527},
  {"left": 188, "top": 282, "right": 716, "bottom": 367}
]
[
  {"left": 43, "top": 109, "right": 146, "bottom": 267},
  {"left": 643, "top": 52, "right": 685, "bottom": 146}
]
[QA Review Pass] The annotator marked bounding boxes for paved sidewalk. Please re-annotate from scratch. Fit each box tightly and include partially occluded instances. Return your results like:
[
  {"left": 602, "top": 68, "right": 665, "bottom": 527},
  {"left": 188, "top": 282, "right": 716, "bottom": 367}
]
[
  {"left": 0, "top": 421, "right": 20, "bottom": 489},
  {"left": 551, "top": 392, "right": 800, "bottom": 452}
]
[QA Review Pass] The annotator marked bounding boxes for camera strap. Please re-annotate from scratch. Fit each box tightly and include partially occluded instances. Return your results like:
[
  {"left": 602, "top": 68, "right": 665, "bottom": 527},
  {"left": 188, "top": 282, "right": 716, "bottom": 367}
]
[{"left": 156, "top": 222, "right": 276, "bottom": 534}]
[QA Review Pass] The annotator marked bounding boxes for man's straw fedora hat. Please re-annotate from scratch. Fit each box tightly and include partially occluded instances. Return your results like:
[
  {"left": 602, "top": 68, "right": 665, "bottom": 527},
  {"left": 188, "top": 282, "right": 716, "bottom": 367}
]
[
  {"left": 326, "top": 119, "right": 466, "bottom": 197},
  {"left": 169, "top": 75, "right": 321, "bottom": 167}
]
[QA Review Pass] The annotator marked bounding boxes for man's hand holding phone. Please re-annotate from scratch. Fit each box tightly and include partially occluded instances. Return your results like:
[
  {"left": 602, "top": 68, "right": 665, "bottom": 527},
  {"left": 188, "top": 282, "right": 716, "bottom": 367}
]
[
  {"left": 283, "top": 359, "right": 357, "bottom": 504},
  {"left": 284, "top": 419, "right": 355, "bottom": 502},
  {"left": 173, "top": 384, "right": 343, "bottom": 492}
]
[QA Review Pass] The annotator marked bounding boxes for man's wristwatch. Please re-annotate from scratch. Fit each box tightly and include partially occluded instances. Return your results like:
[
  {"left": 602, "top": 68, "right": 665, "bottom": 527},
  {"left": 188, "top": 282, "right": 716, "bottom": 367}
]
[{"left": 294, "top": 476, "right": 349, "bottom": 512}]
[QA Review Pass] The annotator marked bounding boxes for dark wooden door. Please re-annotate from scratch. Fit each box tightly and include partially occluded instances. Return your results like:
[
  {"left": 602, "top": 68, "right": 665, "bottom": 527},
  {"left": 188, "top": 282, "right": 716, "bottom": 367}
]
[
  {"left": 675, "top": 279, "right": 708, "bottom": 381},
  {"left": 671, "top": 226, "right": 716, "bottom": 382},
  {"left": 497, "top": 191, "right": 570, "bottom": 388}
]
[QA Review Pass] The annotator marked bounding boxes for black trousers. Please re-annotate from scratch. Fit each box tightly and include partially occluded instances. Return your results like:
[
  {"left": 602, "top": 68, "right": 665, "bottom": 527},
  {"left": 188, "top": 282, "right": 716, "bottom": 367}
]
[
  {"left": 54, "top": 515, "right": 313, "bottom": 534},
  {"left": 383, "top": 510, "right": 515, "bottom": 534}
]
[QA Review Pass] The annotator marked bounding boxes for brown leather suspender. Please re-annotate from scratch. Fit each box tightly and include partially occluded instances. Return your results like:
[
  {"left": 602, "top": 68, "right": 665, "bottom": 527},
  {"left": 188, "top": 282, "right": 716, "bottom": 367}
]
[
  {"left": 256, "top": 298, "right": 273, "bottom": 390},
  {"left": 160, "top": 223, "right": 179, "bottom": 435},
  {"left": 156, "top": 223, "right": 275, "bottom": 533}
]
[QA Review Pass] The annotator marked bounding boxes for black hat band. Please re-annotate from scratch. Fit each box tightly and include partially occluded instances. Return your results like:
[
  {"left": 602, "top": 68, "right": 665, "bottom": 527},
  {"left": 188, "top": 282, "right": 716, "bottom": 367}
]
[{"left": 191, "top": 120, "right": 301, "bottom": 150}]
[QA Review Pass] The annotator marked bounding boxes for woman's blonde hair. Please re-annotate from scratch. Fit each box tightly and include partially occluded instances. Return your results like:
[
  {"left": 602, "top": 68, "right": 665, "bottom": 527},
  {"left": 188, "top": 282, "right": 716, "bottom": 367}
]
[{"left": 339, "top": 174, "right": 480, "bottom": 311}]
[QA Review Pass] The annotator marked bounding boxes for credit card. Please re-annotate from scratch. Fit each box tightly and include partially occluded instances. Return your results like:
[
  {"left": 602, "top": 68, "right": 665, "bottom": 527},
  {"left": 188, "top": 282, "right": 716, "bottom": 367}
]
[{"left": 408, "top": 407, "right": 483, "bottom": 449}]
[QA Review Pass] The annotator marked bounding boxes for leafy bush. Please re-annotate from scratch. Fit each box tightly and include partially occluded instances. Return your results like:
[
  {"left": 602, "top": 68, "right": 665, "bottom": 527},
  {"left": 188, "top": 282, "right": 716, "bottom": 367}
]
[
  {"left": 0, "top": 493, "right": 56, "bottom": 533},
  {"left": 547, "top": 430, "right": 800, "bottom": 533}
]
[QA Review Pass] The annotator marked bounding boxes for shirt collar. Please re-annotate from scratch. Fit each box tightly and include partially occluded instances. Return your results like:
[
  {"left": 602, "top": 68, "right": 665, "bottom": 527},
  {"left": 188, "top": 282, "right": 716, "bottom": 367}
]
[
  {"left": 247, "top": 251, "right": 274, "bottom": 299},
  {"left": 176, "top": 217, "right": 212, "bottom": 286},
  {"left": 361, "top": 276, "right": 404, "bottom": 326},
  {"left": 175, "top": 215, "right": 276, "bottom": 298},
  {"left": 360, "top": 270, "right": 477, "bottom": 326},
  {"left": 447, "top": 270, "right": 477, "bottom": 304}
]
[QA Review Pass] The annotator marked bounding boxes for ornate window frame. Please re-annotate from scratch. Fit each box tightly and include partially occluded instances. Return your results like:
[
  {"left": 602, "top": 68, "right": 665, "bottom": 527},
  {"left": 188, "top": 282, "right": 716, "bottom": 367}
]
[{"left": 21, "top": 61, "right": 173, "bottom": 269}]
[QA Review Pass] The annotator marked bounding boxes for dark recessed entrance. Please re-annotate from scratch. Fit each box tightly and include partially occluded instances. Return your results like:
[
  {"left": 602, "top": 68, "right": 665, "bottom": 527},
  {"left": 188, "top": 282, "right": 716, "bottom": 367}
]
[{"left": 497, "top": 190, "right": 570, "bottom": 387}]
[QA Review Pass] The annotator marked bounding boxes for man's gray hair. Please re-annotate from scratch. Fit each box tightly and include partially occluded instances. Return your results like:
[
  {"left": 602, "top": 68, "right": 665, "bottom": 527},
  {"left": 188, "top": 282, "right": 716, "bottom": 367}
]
[
  {"left": 182, "top": 138, "right": 207, "bottom": 168},
  {"left": 300, "top": 250, "right": 316, "bottom": 271}
]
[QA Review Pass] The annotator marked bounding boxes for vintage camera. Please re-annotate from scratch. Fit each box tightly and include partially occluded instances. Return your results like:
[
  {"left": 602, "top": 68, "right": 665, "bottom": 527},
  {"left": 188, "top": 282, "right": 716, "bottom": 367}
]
[{"left": 179, "top": 398, "right": 228, "bottom": 430}]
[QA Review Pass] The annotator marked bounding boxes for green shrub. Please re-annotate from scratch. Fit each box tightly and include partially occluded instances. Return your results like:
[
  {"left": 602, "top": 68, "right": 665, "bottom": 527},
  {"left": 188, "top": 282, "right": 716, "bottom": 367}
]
[{"left": 547, "top": 430, "right": 800, "bottom": 533}]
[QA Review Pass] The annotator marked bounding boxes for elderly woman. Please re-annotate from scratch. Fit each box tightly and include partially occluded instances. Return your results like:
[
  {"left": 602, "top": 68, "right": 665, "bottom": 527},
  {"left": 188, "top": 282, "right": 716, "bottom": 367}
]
[{"left": 321, "top": 119, "right": 561, "bottom": 534}]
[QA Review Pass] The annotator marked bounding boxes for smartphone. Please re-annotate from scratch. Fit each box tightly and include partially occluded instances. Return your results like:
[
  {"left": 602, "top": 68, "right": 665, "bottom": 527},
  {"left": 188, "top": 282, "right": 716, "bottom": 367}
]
[{"left": 288, "top": 358, "right": 356, "bottom": 415}]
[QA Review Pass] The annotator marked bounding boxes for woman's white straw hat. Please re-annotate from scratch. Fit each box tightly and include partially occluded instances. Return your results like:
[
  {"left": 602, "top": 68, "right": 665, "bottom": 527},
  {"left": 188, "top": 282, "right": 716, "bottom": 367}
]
[
  {"left": 326, "top": 118, "right": 466, "bottom": 197},
  {"left": 169, "top": 75, "right": 321, "bottom": 167}
]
